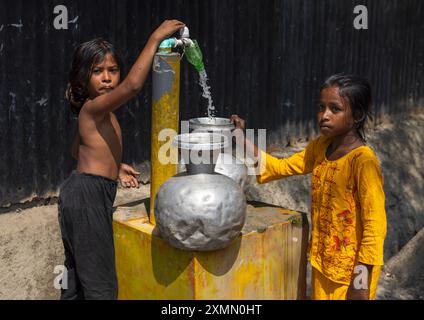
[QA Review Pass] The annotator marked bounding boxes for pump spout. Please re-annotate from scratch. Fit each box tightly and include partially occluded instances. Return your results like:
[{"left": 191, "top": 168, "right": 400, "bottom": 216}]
[
  {"left": 175, "top": 38, "right": 194, "bottom": 47},
  {"left": 176, "top": 26, "right": 194, "bottom": 47},
  {"left": 158, "top": 37, "right": 194, "bottom": 51},
  {"left": 158, "top": 27, "right": 194, "bottom": 52},
  {"left": 157, "top": 26, "right": 205, "bottom": 72}
]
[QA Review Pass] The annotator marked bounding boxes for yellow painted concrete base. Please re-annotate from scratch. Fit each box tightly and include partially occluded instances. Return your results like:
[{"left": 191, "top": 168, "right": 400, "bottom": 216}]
[{"left": 113, "top": 200, "right": 308, "bottom": 300}]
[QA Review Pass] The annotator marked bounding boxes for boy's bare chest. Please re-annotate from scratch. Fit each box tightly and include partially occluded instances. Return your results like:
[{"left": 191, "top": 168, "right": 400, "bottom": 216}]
[
  {"left": 109, "top": 113, "right": 122, "bottom": 140},
  {"left": 100, "top": 113, "right": 122, "bottom": 149},
  {"left": 81, "top": 113, "right": 122, "bottom": 152}
]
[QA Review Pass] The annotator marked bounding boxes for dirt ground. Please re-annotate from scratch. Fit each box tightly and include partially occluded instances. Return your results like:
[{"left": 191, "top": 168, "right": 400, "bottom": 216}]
[
  {"left": 0, "top": 186, "right": 150, "bottom": 300},
  {"left": 0, "top": 109, "right": 423, "bottom": 300}
]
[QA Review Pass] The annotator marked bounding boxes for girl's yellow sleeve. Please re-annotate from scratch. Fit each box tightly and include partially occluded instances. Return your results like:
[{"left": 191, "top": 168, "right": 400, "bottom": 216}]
[
  {"left": 356, "top": 158, "right": 387, "bottom": 266},
  {"left": 256, "top": 139, "right": 317, "bottom": 184}
]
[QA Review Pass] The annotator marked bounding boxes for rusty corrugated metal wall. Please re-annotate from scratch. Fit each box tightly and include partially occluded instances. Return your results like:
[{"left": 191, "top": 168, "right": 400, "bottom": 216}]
[{"left": 1, "top": 0, "right": 423, "bottom": 206}]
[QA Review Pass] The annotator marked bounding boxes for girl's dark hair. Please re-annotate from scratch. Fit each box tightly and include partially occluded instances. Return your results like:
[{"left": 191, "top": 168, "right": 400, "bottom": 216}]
[
  {"left": 320, "top": 73, "right": 373, "bottom": 142},
  {"left": 65, "top": 38, "right": 123, "bottom": 114}
]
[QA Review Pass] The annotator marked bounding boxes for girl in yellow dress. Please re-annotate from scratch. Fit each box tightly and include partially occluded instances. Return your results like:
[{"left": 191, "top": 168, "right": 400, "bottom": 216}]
[{"left": 231, "top": 74, "right": 387, "bottom": 300}]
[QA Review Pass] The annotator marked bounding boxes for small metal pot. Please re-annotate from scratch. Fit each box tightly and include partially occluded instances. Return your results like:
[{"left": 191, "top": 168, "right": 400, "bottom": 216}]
[
  {"left": 189, "top": 117, "right": 235, "bottom": 133},
  {"left": 173, "top": 132, "right": 228, "bottom": 175},
  {"left": 187, "top": 117, "right": 247, "bottom": 188}
]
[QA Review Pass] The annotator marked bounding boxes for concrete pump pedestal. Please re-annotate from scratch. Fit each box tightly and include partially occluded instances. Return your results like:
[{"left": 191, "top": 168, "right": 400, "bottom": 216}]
[{"left": 113, "top": 200, "right": 308, "bottom": 300}]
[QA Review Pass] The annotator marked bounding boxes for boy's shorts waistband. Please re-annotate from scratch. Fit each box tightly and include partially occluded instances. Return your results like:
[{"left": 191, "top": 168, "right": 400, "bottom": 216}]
[{"left": 72, "top": 170, "right": 118, "bottom": 185}]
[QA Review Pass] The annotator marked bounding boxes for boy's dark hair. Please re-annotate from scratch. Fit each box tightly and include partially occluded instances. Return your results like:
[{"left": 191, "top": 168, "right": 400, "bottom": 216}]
[
  {"left": 65, "top": 38, "right": 123, "bottom": 114},
  {"left": 320, "top": 73, "right": 373, "bottom": 142}
]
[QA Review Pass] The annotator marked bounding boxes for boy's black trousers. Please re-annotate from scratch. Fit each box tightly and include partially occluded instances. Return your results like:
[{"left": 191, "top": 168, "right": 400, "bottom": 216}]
[{"left": 58, "top": 171, "right": 118, "bottom": 300}]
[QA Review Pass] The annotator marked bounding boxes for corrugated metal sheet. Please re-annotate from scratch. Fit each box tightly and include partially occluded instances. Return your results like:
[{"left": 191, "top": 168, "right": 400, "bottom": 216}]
[{"left": 0, "top": 0, "right": 423, "bottom": 206}]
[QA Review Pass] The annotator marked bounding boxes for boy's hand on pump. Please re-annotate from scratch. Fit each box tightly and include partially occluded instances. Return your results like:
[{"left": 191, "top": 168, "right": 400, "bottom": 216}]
[{"left": 150, "top": 20, "right": 186, "bottom": 43}]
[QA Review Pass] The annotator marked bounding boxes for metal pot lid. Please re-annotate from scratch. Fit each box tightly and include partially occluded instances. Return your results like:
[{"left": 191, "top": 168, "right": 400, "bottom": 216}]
[
  {"left": 189, "top": 117, "right": 235, "bottom": 131},
  {"left": 173, "top": 132, "right": 229, "bottom": 150}
]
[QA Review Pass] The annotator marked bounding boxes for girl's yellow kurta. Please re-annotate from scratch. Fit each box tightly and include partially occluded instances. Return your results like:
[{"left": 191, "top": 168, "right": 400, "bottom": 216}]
[{"left": 256, "top": 136, "right": 387, "bottom": 299}]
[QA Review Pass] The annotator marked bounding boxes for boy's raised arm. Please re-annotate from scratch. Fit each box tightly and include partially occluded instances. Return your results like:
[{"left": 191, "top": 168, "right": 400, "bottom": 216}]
[{"left": 83, "top": 20, "right": 185, "bottom": 117}]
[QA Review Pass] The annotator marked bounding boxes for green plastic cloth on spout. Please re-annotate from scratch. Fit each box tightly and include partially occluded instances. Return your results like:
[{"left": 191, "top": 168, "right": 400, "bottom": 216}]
[{"left": 185, "top": 40, "right": 205, "bottom": 72}]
